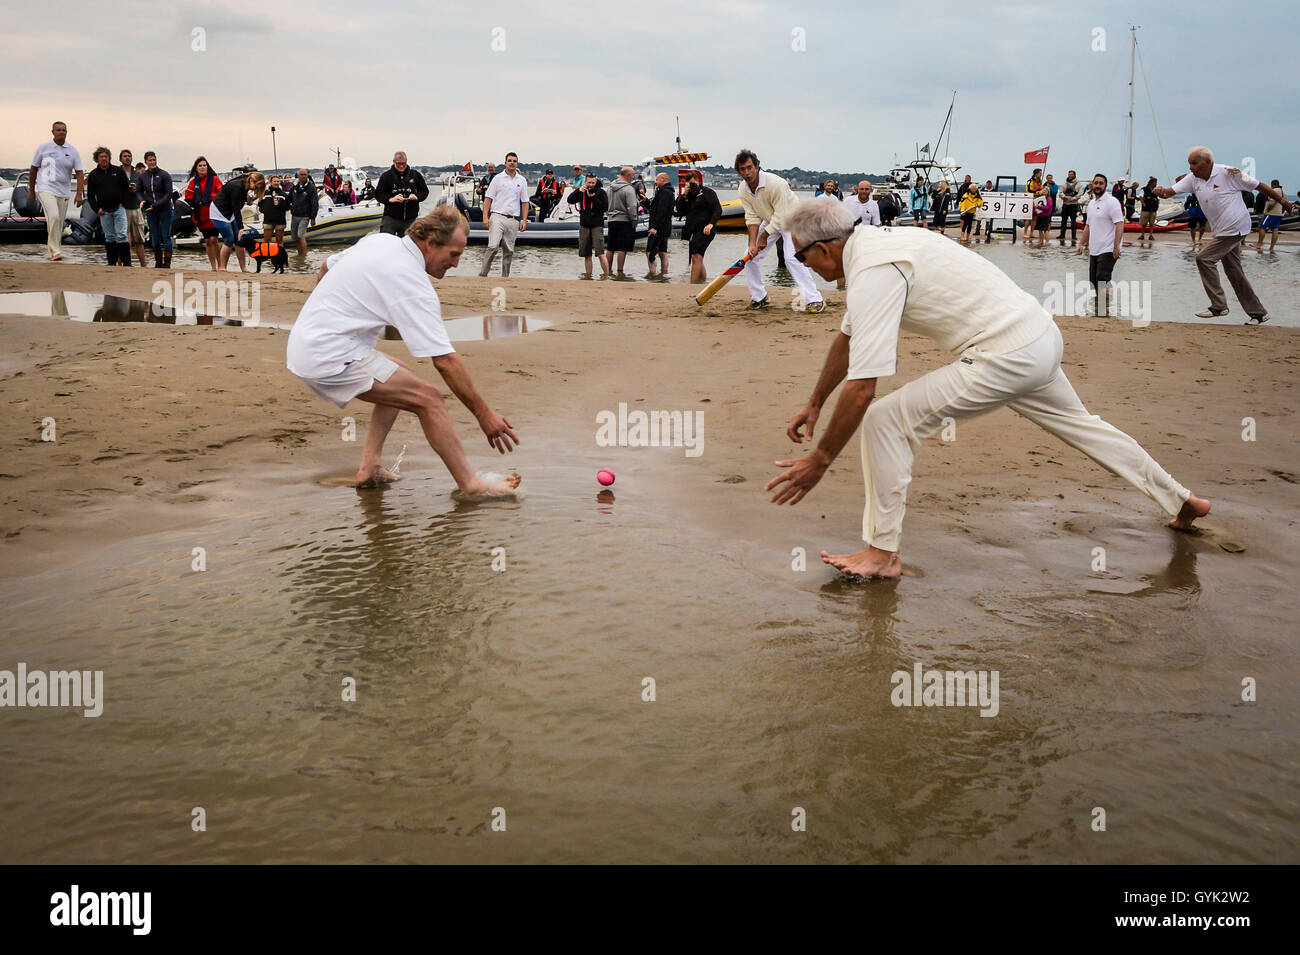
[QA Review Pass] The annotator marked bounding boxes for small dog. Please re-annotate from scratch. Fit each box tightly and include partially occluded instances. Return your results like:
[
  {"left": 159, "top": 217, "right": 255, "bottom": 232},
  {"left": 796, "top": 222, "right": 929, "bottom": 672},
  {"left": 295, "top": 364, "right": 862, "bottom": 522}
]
[{"left": 238, "top": 231, "right": 288, "bottom": 273}]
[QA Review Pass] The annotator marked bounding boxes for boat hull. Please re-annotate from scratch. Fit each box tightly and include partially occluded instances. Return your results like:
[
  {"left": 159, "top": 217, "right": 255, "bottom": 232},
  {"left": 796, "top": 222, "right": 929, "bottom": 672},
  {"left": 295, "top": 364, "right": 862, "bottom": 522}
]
[
  {"left": 463, "top": 214, "right": 651, "bottom": 247},
  {"left": 0, "top": 218, "right": 49, "bottom": 244},
  {"left": 714, "top": 198, "right": 746, "bottom": 230}
]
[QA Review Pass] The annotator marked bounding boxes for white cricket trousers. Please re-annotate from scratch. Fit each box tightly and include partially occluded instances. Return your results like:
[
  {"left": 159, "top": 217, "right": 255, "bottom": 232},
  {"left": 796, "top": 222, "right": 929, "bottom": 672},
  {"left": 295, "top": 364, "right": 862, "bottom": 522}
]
[
  {"left": 744, "top": 223, "right": 823, "bottom": 306},
  {"left": 37, "top": 191, "right": 70, "bottom": 259},
  {"left": 860, "top": 321, "right": 1190, "bottom": 551},
  {"left": 479, "top": 212, "right": 519, "bottom": 277}
]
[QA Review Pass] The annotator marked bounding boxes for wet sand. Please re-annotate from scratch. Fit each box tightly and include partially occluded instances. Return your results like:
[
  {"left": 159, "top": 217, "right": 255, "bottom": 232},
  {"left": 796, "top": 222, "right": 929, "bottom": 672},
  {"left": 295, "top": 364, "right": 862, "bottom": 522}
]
[{"left": 1, "top": 258, "right": 1298, "bottom": 863}]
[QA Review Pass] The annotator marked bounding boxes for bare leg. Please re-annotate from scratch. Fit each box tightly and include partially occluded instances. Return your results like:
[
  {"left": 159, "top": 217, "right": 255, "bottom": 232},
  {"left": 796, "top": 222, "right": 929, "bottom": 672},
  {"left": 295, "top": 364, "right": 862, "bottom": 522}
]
[
  {"left": 355, "top": 368, "right": 519, "bottom": 498},
  {"left": 354, "top": 403, "right": 403, "bottom": 487}
]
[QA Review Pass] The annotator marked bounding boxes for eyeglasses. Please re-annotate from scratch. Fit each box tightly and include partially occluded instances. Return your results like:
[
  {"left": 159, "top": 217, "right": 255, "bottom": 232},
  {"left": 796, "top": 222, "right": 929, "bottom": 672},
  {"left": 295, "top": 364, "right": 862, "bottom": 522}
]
[{"left": 794, "top": 237, "right": 838, "bottom": 263}]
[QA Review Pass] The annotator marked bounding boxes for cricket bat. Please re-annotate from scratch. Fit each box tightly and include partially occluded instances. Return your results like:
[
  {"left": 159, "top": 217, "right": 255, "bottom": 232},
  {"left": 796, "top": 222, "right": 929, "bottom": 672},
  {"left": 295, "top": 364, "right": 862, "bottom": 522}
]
[{"left": 695, "top": 248, "right": 758, "bottom": 306}]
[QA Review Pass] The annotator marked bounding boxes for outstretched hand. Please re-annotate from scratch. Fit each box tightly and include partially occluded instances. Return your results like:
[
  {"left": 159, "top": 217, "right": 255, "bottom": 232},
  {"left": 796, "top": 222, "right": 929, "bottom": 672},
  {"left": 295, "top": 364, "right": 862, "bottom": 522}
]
[
  {"left": 477, "top": 409, "right": 519, "bottom": 453},
  {"left": 765, "top": 454, "right": 828, "bottom": 505}
]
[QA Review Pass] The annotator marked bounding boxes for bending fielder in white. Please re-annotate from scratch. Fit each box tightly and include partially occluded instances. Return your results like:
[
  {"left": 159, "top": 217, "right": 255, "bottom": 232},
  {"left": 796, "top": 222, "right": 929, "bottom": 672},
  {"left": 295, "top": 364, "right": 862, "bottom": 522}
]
[
  {"left": 765, "top": 200, "right": 1210, "bottom": 580},
  {"left": 287, "top": 206, "right": 521, "bottom": 498}
]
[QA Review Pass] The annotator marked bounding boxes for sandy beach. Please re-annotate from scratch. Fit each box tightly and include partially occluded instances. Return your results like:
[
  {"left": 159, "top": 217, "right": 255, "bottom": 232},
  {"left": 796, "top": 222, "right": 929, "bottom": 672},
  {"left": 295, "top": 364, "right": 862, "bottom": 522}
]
[
  {"left": 2, "top": 258, "right": 1296, "bottom": 575},
  {"left": 1, "top": 258, "right": 1298, "bottom": 864}
]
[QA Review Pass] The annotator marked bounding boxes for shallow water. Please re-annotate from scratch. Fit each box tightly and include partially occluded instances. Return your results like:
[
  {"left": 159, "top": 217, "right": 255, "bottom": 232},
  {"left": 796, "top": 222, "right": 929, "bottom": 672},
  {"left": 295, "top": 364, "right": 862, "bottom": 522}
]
[
  {"left": 1, "top": 450, "right": 1296, "bottom": 863},
  {"left": 5, "top": 208, "right": 1297, "bottom": 327},
  {"left": 0, "top": 292, "right": 551, "bottom": 341}
]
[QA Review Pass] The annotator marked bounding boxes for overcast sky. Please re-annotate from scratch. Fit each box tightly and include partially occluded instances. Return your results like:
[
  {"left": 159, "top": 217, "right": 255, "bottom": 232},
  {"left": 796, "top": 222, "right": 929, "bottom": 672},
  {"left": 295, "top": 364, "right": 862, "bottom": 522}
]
[{"left": 5, "top": 0, "right": 1298, "bottom": 187}]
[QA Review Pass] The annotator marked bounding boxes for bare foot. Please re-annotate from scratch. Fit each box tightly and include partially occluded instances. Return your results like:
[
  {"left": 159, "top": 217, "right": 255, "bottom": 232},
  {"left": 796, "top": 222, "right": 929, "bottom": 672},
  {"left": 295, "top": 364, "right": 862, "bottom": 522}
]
[
  {"left": 821, "top": 547, "right": 902, "bottom": 580},
  {"left": 1169, "top": 493, "right": 1211, "bottom": 531},
  {"left": 454, "top": 472, "right": 522, "bottom": 501},
  {"left": 354, "top": 465, "right": 403, "bottom": 489}
]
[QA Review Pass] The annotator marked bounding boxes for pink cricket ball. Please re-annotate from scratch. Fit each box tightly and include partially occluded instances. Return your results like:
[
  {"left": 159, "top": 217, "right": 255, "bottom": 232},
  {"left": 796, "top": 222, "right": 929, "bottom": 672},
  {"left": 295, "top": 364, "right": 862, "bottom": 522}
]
[{"left": 597, "top": 468, "right": 616, "bottom": 486}]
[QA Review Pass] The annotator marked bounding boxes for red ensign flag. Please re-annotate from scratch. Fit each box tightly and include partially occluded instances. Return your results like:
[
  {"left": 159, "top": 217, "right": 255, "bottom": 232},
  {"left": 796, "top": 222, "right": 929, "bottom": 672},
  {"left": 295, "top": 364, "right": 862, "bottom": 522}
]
[
  {"left": 1024, "top": 147, "right": 1050, "bottom": 164},
  {"left": 461, "top": 161, "right": 473, "bottom": 173}
]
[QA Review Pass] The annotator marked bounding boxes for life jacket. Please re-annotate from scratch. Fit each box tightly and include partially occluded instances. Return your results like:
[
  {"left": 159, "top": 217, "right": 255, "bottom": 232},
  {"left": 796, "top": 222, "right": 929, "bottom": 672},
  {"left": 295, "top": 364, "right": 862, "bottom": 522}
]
[
  {"left": 192, "top": 174, "right": 216, "bottom": 207},
  {"left": 253, "top": 240, "right": 282, "bottom": 258}
]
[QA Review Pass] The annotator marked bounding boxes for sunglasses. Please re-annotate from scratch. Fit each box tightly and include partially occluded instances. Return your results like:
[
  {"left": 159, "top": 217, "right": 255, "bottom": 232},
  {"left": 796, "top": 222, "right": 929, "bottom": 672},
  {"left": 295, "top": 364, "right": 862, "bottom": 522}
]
[{"left": 794, "top": 238, "right": 836, "bottom": 263}]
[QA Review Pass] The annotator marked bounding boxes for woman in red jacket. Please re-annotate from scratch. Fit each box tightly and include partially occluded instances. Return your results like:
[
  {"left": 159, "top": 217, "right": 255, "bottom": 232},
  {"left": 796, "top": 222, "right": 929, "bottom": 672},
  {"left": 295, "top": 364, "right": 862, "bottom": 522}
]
[{"left": 184, "top": 156, "right": 223, "bottom": 270}]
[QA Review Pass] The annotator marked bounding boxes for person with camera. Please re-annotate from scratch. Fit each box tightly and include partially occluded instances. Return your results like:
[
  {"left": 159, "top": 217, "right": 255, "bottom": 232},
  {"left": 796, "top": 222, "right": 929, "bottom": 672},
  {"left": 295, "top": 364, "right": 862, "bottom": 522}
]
[
  {"left": 375, "top": 151, "right": 430, "bottom": 238},
  {"left": 675, "top": 169, "right": 721, "bottom": 284},
  {"left": 566, "top": 173, "right": 611, "bottom": 278}
]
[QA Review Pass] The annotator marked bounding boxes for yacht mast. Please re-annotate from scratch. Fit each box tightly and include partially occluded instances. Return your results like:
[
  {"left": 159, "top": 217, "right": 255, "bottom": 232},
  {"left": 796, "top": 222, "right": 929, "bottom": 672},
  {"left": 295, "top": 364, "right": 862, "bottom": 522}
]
[{"left": 1126, "top": 26, "right": 1137, "bottom": 181}]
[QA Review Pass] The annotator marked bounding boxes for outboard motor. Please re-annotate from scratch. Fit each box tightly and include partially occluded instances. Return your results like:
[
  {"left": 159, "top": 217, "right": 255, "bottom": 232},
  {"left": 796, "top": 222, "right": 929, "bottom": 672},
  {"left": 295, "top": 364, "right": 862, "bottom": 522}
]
[
  {"left": 11, "top": 186, "right": 43, "bottom": 217},
  {"left": 172, "top": 195, "right": 196, "bottom": 238},
  {"left": 64, "top": 202, "right": 101, "bottom": 245},
  {"left": 453, "top": 192, "right": 473, "bottom": 219}
]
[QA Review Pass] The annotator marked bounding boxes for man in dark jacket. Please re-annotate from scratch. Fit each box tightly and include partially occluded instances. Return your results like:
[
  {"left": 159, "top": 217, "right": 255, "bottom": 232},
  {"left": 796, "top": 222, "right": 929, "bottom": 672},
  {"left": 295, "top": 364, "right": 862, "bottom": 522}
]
[
  {"left": 674, "top": 170, "right": 721, "bottom": 283},
  {"left": 566, "top": 173, "right": 610, "bottom": 277},
  {"left": 375, "top": 150, "right": 429, "bottom": 237},
  {"left": 645, "top": 172, "right": 675, "bottom": 277},
  {"left": 288, "top": 168, "right": 319, "bottom": 255},
  {"left": 87, "top": 146, "right": 132, "bottom": 266}
]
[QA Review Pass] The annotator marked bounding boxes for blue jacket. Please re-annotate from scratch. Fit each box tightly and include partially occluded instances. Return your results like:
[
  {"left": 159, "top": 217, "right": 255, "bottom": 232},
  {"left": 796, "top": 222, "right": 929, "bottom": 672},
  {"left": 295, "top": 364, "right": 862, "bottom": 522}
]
[{"left": 139, "top": 167, "right": 174, "bottom": 210}]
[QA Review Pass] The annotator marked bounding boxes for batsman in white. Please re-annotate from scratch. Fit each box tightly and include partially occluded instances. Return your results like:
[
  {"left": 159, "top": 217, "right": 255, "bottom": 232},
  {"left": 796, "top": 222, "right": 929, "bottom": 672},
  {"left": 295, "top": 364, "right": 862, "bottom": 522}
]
[
  {"left": 765, "top": 200, "right": 1211, "bottom": 580},
  {"left": 287, "top": 205, "right": 521, "bottom": 497}
]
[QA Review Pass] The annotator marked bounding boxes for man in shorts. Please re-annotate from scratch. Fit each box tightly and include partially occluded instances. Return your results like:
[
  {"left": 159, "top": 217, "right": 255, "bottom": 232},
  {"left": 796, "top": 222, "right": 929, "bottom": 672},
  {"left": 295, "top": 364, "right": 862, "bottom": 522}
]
[
  {"left": 1077, "top": 173, "right": 1125, "bottom": 317},
  {"left": 288, "top": 169, "right": 319, "bottom": 255},
  {"left": 605, "top": 166, "right": 639, "bottom": 276},
  {"left": 566, "top": 173, "right": 610, "bottom": 278},
  {"left": 1138, "top": 176, "right": 1160, "bottom": 242},
  {"left": 676, "top": 170, "right": 721, "bottom": 284},
  {"left": 645, "top": 172, "right": 675, "bottom": 277},
  {"left": 119, "top": 149, "right": 148, "bottom": 266},
  {"left": 287, "top": 205, "right": 521, "bottom": 497}
]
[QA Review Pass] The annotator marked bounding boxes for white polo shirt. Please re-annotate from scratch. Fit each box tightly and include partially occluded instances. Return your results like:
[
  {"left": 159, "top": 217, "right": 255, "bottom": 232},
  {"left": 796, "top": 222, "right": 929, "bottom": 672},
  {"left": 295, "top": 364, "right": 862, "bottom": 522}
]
[
  {"left": 843, "top": 195, "right": 881, "bottom": 226},
  {"left": 1172, "top": 164, "right": 1260, "bottom": 237},
  {"left": 286, "top": 233, "right": 455, "bottom": 380},
  {"left": 1084, "top": 194, "right": 1125, "bottom": 257},
  {"left": 31, "top": 140, "right": 83, "bottom": 198},
  {"left": 485, "top": 171, "right": 530, "bottom": 217}
]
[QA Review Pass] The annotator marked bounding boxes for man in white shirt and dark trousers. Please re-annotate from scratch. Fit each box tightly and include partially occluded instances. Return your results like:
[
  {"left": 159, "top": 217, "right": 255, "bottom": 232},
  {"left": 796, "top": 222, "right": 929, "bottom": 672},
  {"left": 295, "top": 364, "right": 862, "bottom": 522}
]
[
  {"left": 27, "top": 121, "right": 84, "bottom": 261},
  {"left": 765, "top": 200, "right": 1209, "bottom": 581},
  {"left": 736, "top": 149, "right": 824, "bottom": 313},
  {"left": 1155, "top": 146, "right": 1294, "bottom": 324},
  {"left": 288, "top": 206, "right": 521, "bottom": 498},
  {"left": 1076, "top": 173, "right": 1125, "bottom": 317},
  {"left": 479, "top": 152, "right": 529, "bottom": 277}
]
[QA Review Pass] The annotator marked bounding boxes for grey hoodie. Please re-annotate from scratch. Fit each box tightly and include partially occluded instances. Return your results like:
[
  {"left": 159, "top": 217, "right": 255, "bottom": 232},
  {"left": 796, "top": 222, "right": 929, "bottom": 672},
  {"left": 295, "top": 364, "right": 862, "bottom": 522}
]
[{"left": 606, "top": 178, "right": 638, "bottom": 223}]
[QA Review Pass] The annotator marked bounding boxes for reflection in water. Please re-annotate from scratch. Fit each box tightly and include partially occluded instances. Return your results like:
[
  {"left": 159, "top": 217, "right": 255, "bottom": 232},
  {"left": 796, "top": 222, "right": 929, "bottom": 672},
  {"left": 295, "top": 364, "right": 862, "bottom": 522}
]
[
  {"left": 1133, "top": 532, "right": 1201, "bottom": 601},
  {"left": 384, "top": 314, "right": 553, "bottom": 343},
  {"left": 95, "top": 293, "right": 227, "bottom": 325}
]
